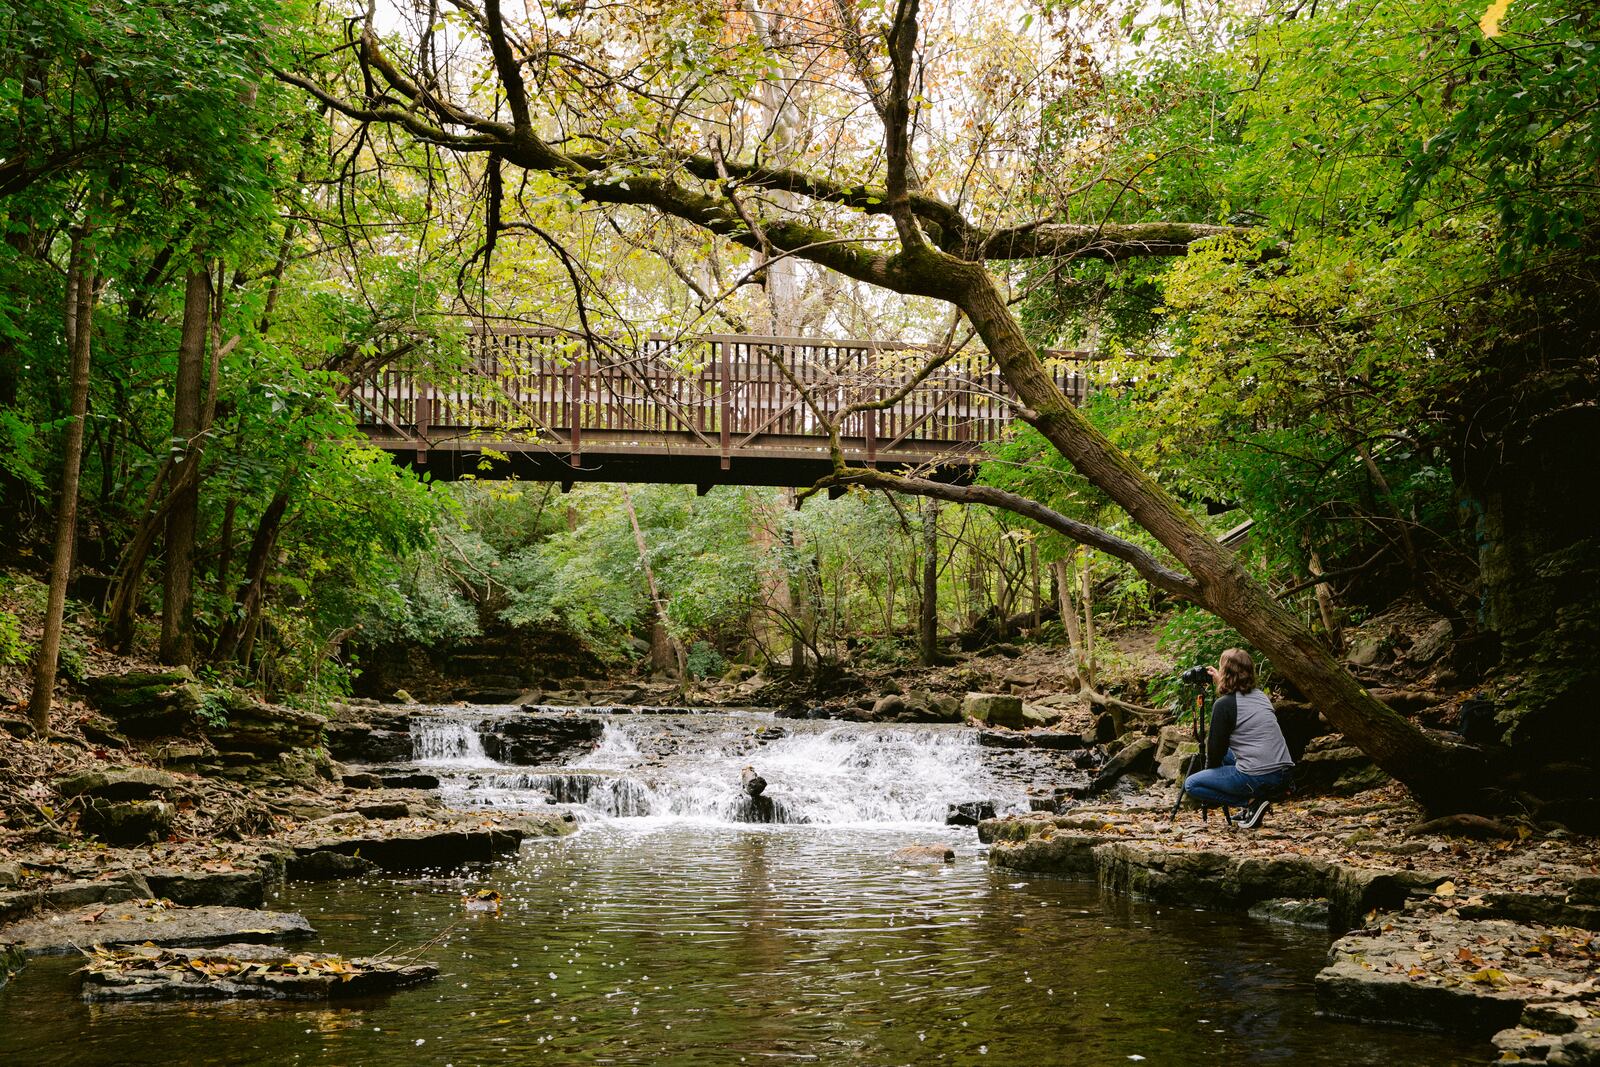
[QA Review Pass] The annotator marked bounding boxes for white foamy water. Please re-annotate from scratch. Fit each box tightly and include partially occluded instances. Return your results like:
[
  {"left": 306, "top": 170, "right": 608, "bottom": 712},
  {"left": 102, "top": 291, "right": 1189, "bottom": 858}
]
[
  {"left": 410, "top": 717, "right": 490, "bottom": 765},
  {"left": 411, "top": 710, "right": 1028, "bottom": 826}
]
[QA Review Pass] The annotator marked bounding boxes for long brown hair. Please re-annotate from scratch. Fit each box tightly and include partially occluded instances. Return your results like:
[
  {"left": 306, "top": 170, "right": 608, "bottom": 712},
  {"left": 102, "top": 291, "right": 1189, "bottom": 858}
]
[{"left": 1217, "top": 648, "right": 1257, "bottom": 695}]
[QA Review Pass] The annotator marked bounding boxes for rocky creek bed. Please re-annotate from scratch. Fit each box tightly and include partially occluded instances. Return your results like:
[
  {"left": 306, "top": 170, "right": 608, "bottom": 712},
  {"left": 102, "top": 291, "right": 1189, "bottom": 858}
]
[
  {"left": 981, "top": 785, "right": 1600, "bottom": 1064},
  {"left": 2, "top": 662, "right": 1596, "bottom": 1063}
]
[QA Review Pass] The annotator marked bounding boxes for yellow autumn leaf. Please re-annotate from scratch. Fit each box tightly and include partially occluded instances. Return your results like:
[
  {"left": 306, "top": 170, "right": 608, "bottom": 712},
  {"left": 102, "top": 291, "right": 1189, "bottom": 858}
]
[
  {"left": 1434, "top": 880, "right": 1457, "bottom": 897},
  {"left": 1480, "top": 0, "right": 1511, "bottom": 37},
  {"left": 1469, "top": 967, "right": 1508, "bottom": 986}
]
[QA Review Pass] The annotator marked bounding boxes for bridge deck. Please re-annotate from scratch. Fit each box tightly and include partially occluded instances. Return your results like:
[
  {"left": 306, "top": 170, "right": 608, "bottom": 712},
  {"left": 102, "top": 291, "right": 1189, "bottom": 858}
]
[{"left": 353, "top": 330, "right": 1086, "bottom": 488}]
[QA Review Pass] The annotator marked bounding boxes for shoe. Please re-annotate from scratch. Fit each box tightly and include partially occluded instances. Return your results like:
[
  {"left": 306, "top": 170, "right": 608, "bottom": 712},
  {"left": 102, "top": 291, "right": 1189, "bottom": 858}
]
[{"left": 1237, "top": 799, "right": 1271, "bottom": 829}]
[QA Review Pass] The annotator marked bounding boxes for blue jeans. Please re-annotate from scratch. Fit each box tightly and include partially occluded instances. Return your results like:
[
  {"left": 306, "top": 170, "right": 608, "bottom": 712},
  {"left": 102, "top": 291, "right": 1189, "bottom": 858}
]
[{"left": 1183, "top": 752, "right": 1292, "bottom": 808}]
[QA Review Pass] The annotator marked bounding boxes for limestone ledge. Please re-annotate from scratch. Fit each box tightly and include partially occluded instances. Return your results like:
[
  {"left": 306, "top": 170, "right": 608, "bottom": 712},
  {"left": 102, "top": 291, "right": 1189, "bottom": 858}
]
[
  {"left": 980, "top": 813, "right": 1445, "bottom": 932},
  {"left": 1318, "top": 913, "right": 1599, "bottom": 1061}
]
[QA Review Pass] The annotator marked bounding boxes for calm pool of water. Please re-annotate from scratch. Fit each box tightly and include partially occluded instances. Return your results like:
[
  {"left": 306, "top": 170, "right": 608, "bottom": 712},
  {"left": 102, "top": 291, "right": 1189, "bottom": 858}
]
[{"left": 0, "top": 823, "right": 1486, "bottom": 1065}]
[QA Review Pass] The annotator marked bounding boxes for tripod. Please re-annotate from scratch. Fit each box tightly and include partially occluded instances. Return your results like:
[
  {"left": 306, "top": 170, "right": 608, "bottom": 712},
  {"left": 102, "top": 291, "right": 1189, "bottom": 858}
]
[{"left": 1168, "top": 683, "right": 1234, "bottom": 824}]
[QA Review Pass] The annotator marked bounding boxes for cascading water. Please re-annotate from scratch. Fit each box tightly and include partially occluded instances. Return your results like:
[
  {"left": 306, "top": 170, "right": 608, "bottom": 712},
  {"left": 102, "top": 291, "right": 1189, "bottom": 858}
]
[
  {"left": 410, "top": 717, "right": 489, "bottom": 765},
  {"left": 406, "top": 709, "right": 1030, "bottom": 826}
]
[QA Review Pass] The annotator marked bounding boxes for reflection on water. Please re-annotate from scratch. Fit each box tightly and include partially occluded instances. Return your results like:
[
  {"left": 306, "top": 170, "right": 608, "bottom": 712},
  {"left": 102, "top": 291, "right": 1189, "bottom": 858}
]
[{"left": 0, "top": 824, "right": 1487, "bottom": 1066}]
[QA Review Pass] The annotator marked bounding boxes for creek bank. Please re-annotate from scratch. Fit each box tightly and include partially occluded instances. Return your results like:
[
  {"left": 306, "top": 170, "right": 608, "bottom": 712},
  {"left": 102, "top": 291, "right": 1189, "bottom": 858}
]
[{"left": 981, "top": 785, "right": 1599, "bottom": 1058}]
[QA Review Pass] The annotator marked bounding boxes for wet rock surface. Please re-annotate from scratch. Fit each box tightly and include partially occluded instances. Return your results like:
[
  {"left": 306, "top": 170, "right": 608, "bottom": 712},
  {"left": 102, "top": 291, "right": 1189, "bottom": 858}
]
[
  {"left": 1316, "top": 913, "right": 1600, "bottom": 1041},
  {"left": 1, "top": 900, "right": 315, "bottom": 957},
  {"left": 79, "top": 942, "right": 439, "bottom": 1001}
]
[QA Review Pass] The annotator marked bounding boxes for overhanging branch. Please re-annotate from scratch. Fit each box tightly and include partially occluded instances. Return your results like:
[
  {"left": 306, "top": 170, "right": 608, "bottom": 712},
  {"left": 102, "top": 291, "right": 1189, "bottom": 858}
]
[{"left": 812, "top": 467, "right": 1200, "bottom": 599}]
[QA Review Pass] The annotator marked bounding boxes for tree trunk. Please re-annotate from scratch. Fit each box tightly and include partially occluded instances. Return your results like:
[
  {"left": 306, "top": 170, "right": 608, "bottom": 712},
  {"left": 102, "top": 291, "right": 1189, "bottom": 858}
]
[
  {"left": 1053, "top": 556, "right": 1091, "bottom": 690},
  {"left": 214, "top": 489, "right": 290, "bottom": 664},
  {"left": 28, "top": 231, "right": 96, "bottom": 735},
  {"left": 620, "top": 485, "right": 685, "bottom": 678},
  {"left": 949, "top": 262, "right": 1484, "bottom": 811},
  {"left": 1308, "top": 549, "right": 1342, "bottom": 654},
  {"left": 158, "top": 267, "right": 211, "bottom": 666},
  {"left": 1079, "top": 554, "right": 1097, "bottom": 687},
  {"left": 919, "top": 498, "right": 939, "bottom": 665},
  {"left": 103, "top": 459, "right": 173, "bottom": 649}
]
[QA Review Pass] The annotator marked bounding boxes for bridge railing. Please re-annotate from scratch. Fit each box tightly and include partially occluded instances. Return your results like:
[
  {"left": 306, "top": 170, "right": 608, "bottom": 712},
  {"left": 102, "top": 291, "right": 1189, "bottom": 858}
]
[{"left": 351, "top": 328, "right": 1088, "bottom": 468}]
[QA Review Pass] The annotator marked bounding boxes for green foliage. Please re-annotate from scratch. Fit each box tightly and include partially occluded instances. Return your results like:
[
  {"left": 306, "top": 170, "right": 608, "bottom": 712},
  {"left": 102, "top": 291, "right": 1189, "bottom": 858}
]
[
  {"left": 196, "top": 691, "right": 232, "bottom": 731},
  {"left": 1150, "top": 607, "right": 1259, "bottom": 715},
  {"left": 0, "top": 608, "right": 28, "bottom": 667},
  {"left": 685, "top": 641, "right": 726, "bottom": 680}
]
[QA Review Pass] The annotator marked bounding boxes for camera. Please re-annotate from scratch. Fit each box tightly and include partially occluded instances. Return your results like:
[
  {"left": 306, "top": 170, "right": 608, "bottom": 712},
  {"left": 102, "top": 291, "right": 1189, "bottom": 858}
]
[{"left": 1180, "top": 664, "right": 1212, "bottom": 687}]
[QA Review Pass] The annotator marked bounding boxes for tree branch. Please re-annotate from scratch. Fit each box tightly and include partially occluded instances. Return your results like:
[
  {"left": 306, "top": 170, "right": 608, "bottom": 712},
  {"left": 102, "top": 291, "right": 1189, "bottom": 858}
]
[{"left": 811, "top": 467, "right": 1200, "bottom": 599}]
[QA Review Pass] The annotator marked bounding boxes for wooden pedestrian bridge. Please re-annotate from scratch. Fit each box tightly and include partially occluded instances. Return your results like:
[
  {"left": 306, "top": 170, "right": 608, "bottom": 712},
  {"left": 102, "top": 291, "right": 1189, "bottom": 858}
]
[{"left": 351, "top": 328, "right": 1088, "bottom": 490}]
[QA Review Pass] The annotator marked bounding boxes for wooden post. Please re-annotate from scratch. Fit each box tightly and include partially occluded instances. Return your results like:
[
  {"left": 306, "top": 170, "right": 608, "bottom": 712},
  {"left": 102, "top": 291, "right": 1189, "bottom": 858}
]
[
  {"left": 415, "top": 382, "right": 431, "bottom": 465},
  {"left": 718, "top": 339, "right": 731, "bottom": 470},
  {"left": 569, "top": 354, "right": 583, "bottom": 469}
]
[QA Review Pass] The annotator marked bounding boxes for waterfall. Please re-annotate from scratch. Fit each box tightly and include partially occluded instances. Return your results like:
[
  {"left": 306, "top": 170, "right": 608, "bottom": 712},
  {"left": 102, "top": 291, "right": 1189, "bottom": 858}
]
[
  {"left": 411, "top": 718, "right": 490, "bottom": 765},
  {"left": 557, "top": 717, "right": 1011, "bottom": 825},
  {"left": 403, "top": 709, "right": 1028, "bottom": 826}
]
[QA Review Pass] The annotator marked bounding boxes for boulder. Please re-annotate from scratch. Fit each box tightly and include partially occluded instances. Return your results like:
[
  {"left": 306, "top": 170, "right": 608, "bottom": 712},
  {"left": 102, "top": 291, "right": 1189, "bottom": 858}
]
[
  {"left": 962, "top": 692, "right": 1025, "bottom": 729},
  {"left": 84, "top": 670, "right": 204, "bottom": 737},
  {"left": 1021, "top": 703, "right": 1066, "bottom": 727},
  {"left": 870, "top": 694, "right": 908, "bottom": 719},
  {"left": 78, "top": 799, "right": 174, "bottom": 845},
  {"left": 1297, "top": 742, "right": 1390, "bottom": 795},
  {"left": 894, "top": 844, "right": 955, "bottom": 864},
  {"left": 1156, "top": 743, "right": 1201, "bottom": 782},
  {"left": 1091, "top": 735, "right": 1156, "bottom": 791},
  {"left": 41, "top": 873, "right": 152, "bottom": 910},
  {"left": 947, "top": 801, "right": 997, "bottom": 826},
  {"left": 56, "top": 767, "right": 181, "bottom": 801}
]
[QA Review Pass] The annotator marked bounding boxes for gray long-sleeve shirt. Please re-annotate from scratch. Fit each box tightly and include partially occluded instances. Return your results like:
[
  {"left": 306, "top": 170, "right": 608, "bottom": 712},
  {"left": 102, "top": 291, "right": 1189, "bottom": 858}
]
[{"left": 1207, "top": 689, "right": 1295, "bottom": 776}]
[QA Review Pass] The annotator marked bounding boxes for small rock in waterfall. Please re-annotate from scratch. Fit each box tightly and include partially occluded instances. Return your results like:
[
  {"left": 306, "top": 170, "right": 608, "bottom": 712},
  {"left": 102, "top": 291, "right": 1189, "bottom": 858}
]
[
  {"left": 946, "top": 800, "right": 996, "bottom": 826},
  {"left": 894, "top": 844, "right": 956, "bottom": 865},
  {"left": 741, "top": 766, "right": 767, "bottom": 797}
]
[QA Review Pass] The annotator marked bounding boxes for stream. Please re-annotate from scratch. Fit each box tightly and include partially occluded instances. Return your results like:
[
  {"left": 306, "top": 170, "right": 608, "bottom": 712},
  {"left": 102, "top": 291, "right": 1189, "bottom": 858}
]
[{"left": 0, "top": 707, "right": 1486, "bottom": 1065}]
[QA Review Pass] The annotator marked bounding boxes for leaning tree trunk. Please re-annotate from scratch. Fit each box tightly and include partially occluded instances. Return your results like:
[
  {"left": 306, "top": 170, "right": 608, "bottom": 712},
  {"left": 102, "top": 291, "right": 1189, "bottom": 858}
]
[
  {"left": 158, "top": 267, "right": 211, "bottom": 666},
  {"left": 28, "top": 231, "right": 96, "bottom": 735},
  {"left": 948, "top": 260, "right": 1485, "bottom": 812},
  {"left": 213, "top": 488, "right": 290, "bottom": 664}
]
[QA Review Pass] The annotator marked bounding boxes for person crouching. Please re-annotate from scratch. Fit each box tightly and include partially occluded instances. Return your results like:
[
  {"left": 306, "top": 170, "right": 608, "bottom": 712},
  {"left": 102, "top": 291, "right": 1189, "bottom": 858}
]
[{"left": 1181, "top": 648, "right": 1294, "bottom": 828}]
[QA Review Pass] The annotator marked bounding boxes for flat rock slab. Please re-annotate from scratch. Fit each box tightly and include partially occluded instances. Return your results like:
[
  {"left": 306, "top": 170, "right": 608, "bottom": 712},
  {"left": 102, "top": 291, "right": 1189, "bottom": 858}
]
[
  {"left": 80, "top": 943, "right": 438, "bottom": 1001},
  {"left": 144, "top": 868, "right": 268, "bottom": 909},
  {"left": 1316, "top": 913, "right": 1600, "bottom": 1037},
  {"left": 1, "top": 900, "right": 314, "bottom": 957},
  {"left": 293, "top": 825, "right": 524, "bottom": 872}
]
